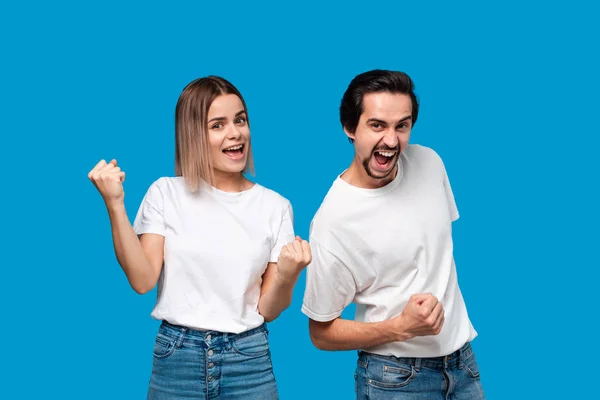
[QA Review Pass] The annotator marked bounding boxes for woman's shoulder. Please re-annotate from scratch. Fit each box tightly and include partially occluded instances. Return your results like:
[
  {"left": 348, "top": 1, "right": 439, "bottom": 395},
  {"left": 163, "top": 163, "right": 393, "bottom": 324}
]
[
  {"left": 139, "top": 176, "right": 186, "bottom": 199},
  {"left": 253, "top": 182, "right": 291, "bottom": 208}
]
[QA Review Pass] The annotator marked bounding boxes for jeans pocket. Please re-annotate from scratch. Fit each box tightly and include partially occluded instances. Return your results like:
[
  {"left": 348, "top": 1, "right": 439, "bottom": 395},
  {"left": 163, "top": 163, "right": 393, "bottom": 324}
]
[
  {"left": 232, "top": 331, "right": 270, "bottom": 357},
  {"left": 153, "top": 334, "right": 176, "bottom": 359},
  {"left": 368, "top": 362, "right": 416, "bottom": 389},
  {"left": 463, "top": 353, "right": 481, "bottom": 379}
]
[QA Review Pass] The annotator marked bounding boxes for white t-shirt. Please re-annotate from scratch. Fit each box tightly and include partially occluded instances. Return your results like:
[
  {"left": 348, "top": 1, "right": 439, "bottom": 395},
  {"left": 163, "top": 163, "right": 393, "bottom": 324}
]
[
  {"left": 301, "top": 144, "right": 478, "bottom": 358},
  {"left": 133, "top": 177, "right": 295, "bottom": 334}
]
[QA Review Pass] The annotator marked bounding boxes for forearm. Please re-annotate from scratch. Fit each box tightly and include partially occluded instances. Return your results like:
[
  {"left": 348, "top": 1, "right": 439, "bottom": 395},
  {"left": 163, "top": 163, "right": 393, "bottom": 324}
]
[
  {"left": 106, "top": 203, "right": 156, "bottom": 294},
  {"left": 258, "top": 272, "right": 299, "bottom": 322},
  {"left": 310, "top": 317, "right": 406, "bottom": 351}
]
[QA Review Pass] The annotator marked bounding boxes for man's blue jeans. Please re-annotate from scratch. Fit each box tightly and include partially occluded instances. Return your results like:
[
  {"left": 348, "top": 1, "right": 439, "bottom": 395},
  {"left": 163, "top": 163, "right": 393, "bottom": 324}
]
[{"left": 355, "top": 342, "right": 485, "bottom": 399}]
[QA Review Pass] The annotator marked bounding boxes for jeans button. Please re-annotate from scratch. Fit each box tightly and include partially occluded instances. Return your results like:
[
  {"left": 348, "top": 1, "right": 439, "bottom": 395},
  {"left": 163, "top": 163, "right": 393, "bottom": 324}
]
[
  {"left": 208, "top": 362, "right": 214, "bottom": 368},
  {"left": 208, "top": 349, "right": 214, "bottom": 356},
  {"left": 206, "top": 334, "right": 212, "bottom": 341}
]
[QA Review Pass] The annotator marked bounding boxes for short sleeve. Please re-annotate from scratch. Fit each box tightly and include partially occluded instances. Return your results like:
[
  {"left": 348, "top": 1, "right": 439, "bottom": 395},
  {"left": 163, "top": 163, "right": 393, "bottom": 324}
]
[
  {"left": 269, "top": 201, "right": 295, "bottom": 262},
  {"left": 301, "top": 240, "right": 357, "bottom": 322},
  {"left": 133, "top": 179, "right": 166, "bottom": 237},
  {"left": 442, "top": 163, "right": 459, "bottom": 221}
]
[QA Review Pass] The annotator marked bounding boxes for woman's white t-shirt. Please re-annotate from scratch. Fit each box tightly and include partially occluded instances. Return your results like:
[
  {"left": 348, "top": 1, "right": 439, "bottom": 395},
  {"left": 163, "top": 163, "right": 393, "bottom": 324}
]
[{"left": 133, "top": 177, "right": 295, "bottom": 334}]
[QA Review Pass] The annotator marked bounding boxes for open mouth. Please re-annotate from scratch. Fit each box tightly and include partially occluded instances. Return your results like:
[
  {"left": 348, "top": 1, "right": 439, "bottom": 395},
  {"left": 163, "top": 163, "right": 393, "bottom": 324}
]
[
  {"left": 223, "top": 144, "right": 245, "bottom": 160},
  {"left": 372, "top": 150, "right": 396, "bottom": 170}
]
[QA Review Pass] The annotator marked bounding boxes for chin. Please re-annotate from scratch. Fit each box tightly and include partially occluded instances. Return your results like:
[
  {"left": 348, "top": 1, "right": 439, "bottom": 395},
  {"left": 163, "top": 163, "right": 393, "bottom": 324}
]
[{"left": 219, "top": 163, "right": 247, "bottom": 174}]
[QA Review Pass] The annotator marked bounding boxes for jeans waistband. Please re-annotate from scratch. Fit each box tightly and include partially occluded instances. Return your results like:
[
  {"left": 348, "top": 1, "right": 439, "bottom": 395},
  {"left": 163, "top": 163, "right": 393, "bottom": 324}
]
[
  {"left": 159, "top": 320, "right": 268, "bottom": 341},
  {"left": 359, "top": 341, "right": 473, "bottom": 370}
]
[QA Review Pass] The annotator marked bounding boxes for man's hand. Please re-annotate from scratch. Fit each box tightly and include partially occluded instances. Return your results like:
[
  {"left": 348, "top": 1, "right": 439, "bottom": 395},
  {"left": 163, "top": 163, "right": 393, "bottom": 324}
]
[{"left": 389, "top": 293, "right": 445, "bottom": 341}]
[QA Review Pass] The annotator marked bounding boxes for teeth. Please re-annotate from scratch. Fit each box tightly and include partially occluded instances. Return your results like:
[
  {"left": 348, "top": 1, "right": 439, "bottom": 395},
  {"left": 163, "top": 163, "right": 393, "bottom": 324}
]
[
  {"left": 376, "top": 151, "right": 394, "bottom": 157},
  {"left": 225, "top": 145, "right": 243, "bottom": 151}
]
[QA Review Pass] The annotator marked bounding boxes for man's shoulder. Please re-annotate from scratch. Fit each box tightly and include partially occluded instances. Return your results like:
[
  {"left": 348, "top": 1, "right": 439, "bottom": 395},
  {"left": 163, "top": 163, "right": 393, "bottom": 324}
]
[
  {"left": 405, "top": 143, "right": 442, "bottom": 161},
  {"left": 309, "top": 181, "right": 358, "bottom": 246},
  {"left": 311, "top": 180, "right": 347, "bottom": 220}
]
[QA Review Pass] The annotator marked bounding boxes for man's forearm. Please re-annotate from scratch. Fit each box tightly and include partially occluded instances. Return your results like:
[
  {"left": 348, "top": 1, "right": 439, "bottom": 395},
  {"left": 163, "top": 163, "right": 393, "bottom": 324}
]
[{"left": 310, "top": 317, "right": 405, "bottom": 351}]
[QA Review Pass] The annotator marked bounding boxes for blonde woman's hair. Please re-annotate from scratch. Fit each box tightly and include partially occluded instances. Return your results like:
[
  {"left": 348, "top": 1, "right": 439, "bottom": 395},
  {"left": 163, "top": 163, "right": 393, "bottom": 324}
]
[{"left": 174, "top": 76, "right": 255, "bottom": 192}]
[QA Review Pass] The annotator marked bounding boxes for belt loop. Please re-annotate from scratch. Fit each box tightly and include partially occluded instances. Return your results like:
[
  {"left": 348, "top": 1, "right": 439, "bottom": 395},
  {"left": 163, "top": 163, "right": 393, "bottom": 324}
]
[
  {"left": 458, "top": 342, "right": 468, "bottom": 367},
  {"left": 175, "top": 327, "right": 186, "bottom": 348},
  {"left": 414, "top": 357, "right": 422, "bottom": 371}
]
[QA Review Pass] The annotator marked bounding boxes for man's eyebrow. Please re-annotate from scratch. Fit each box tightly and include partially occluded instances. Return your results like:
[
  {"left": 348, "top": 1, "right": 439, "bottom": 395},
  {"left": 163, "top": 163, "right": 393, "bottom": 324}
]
[
  {"left": 365, "top": 115, "right": 412, "bottom": 125},
  {"left": 366, "top": 118, "right": 388, "bottom": 124}
]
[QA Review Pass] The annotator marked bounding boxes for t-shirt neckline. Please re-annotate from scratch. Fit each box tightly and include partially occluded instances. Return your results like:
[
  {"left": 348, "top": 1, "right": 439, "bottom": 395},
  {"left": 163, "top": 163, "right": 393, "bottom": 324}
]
[{"left": 334, "top": 159, "right": 404, "bottom": 197}]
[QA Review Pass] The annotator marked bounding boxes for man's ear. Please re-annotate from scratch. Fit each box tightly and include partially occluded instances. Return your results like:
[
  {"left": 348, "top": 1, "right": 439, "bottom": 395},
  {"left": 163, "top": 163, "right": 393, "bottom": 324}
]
[{"left": 344, "top": 127, "right": 355, "bottom": 143}]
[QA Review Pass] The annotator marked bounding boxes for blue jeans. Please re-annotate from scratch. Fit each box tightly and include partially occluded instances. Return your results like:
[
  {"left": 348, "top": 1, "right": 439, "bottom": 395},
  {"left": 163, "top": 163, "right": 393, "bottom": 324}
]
[
  {"left": 147, "top": 321, "right": 278, "bottom": 399},
  {"left": 355, "top": 342, "right": 485, "bottom": 399}
]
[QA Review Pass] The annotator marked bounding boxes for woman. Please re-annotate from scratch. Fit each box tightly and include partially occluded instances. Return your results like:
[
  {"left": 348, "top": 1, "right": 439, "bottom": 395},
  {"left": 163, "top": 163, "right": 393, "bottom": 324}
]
[{"left": 88, "top": 76, "right": 311, "bottom": 399}]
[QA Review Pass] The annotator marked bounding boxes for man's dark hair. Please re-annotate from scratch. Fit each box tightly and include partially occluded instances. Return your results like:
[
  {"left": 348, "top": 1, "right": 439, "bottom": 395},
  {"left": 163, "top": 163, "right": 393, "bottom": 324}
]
[{"left": 340, "top": 70, "right": 419, "bottom": 141}]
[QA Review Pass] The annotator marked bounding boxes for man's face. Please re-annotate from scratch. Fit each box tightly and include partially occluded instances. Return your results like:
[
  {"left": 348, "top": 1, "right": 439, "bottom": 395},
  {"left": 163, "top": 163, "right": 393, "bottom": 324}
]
[{"left": 345, "top": 92, "right": 413, "bottom": 183}]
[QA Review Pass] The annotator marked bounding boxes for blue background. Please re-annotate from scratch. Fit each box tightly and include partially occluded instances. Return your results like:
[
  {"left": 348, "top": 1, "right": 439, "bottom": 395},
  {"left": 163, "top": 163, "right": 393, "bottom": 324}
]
[{"left": 2, "top": 0, "right": 598, "bottom": 398}]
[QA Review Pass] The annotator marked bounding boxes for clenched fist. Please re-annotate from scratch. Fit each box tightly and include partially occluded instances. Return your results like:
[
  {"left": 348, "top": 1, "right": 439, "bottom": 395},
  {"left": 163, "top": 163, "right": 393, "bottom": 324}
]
[
  {"left": 277, "top": 236, "right": 312, "bottom": 283},
  {"left": 88, "top": 159, "right": 126, "bottom": 206},
  {"left": 392, "top": 293, "right": 445, "bottom": 340}
]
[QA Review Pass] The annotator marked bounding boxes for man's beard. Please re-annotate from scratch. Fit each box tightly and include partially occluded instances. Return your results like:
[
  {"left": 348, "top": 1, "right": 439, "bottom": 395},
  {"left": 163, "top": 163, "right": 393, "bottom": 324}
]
[{"left": 362, "top": 144, "right": 399, "bottom": 179}]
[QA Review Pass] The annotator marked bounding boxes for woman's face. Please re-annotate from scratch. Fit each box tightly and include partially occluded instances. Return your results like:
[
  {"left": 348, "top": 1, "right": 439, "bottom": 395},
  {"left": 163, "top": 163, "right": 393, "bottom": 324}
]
[{"left": 206, "top": 94, "right": 250, "bottom": 175}]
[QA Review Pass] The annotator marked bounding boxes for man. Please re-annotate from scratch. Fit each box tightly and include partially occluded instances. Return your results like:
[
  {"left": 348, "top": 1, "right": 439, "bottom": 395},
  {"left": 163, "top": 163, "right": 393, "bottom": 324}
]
[{"left": 301, "top": 70, "right": 484, "bottom": 399}]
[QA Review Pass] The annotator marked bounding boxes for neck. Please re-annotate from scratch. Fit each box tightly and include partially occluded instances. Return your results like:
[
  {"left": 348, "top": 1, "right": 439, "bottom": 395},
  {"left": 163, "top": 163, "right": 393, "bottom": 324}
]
[
  {"left": 212, "top": 170, "right": 250, "bottom": 192},
  {"left": 342, "top": 157, "right": 397, "bottom": 189}
]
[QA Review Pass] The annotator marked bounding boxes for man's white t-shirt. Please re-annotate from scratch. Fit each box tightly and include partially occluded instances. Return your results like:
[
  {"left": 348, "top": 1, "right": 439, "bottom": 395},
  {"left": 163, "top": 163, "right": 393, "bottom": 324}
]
[
  {"left": 301, "top": 144, "right": 478, "bottom": 358},
  {"left": 133, "top": 177, "right": 295, "bottom": 334}
]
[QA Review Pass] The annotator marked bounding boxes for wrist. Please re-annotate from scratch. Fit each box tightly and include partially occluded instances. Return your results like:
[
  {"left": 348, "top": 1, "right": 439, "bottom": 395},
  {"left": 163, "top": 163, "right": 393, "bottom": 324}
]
[
  {"left": 105, "top": 200, "right": 126, "bottom": 215},
  {"left": 274, "top": 269, "right": 300, "bottom": 287},
  {"left": 383, "top": 315, "right": 411, "bottom": 343}
]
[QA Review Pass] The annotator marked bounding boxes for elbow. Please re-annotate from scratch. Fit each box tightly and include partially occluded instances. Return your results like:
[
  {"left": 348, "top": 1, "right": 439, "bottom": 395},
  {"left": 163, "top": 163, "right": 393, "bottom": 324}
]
[
  {"left": 263, "top": 315, "right": 276, "bottom": 323},
  {"left": 260, "top": 308, "right": 284, "bottom": 323},
  {"left": 132, "top": 284, "right": 151, "bottom": 295},
  {"left": 309, "top": 325, "right": 332, "bottom": 350},
  {"left": 310, "top": 333, "right": 325, "bottom": 350},
  {"left": 259, "top": 299, "right": 291, "bottom": 323},
  {"left": 131, "top": 279, "right": 156, "bottom": 295}
]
